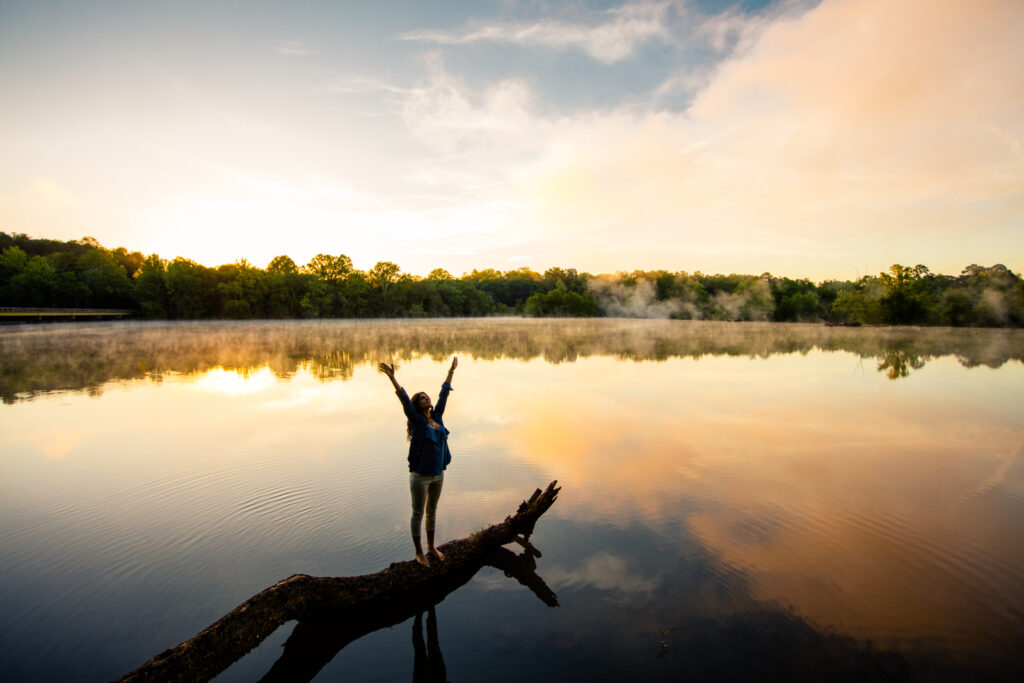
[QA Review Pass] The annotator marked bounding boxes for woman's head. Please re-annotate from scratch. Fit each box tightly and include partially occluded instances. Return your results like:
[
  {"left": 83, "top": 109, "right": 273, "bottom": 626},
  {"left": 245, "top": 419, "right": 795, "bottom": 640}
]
[
  {"left": 411, "top": 391, "right": 432, "bottom": 414},
  {"left": 407, "top": 391, "right": 432, "bottom": 440}
]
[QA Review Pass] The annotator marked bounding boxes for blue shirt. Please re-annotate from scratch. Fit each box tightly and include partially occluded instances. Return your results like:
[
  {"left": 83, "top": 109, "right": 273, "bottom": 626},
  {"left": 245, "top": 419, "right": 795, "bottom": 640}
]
[{"left": 396, "top": 381, "right": 453, "bottom": 475}]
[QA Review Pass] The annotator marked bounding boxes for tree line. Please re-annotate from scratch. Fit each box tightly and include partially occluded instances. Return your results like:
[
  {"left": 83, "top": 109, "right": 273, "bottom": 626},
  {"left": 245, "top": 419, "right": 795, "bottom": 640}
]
[{"left": 1, "top": 232, "right": 1021, "bottom": 326}]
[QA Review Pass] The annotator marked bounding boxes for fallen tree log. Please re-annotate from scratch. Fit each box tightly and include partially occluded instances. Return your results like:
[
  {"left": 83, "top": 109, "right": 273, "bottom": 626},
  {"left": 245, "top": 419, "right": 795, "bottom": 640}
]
[
  {"left": 257, "top": 543, "right": 555, "bottom": 683},
  {"left": 117, "top": 481, "right": 561, "bottom": 682}
]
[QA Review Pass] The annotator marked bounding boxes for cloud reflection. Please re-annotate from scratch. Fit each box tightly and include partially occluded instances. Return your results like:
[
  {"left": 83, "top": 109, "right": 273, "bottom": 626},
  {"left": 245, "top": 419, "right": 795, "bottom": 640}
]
[{"left": 482, "top": 355, "right": 1024, "bottom": 660}]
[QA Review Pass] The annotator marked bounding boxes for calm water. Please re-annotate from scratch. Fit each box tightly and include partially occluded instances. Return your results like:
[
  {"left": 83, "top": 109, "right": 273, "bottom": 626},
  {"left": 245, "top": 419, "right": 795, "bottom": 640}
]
[{"left": 1, "top": 319, "right": 1022, "bottom": 681}]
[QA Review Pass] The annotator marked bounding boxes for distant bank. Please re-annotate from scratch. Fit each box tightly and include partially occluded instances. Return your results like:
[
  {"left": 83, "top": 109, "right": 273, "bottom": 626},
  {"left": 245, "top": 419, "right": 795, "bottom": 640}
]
[
  {"left": 2, "top": 232, "right": 1021, "bottom": 327},
  {"left": 0, "top": 307, "right": 135, "bottom": 323}
]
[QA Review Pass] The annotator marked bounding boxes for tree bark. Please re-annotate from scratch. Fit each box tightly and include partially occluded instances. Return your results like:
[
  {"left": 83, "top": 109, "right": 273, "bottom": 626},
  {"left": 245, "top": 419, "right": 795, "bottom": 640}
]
[{"left": 116, "top": 481, "right": 560, "bottom": 682}]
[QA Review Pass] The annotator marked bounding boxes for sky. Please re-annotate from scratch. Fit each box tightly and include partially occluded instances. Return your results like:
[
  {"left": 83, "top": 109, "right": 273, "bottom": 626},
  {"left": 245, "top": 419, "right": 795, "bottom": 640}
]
[{"left": 1, "top": 0, "right": 1021, "bottom": 280}]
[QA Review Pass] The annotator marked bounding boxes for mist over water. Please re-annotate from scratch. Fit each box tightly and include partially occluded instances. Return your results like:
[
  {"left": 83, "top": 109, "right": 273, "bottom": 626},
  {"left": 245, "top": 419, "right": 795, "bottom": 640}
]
[
  {"left": 1, "top": 319, "right": 1022, "bottom": 681},
  {"left": 2, "top": 318, "right": 1022, "bottom": 402}
]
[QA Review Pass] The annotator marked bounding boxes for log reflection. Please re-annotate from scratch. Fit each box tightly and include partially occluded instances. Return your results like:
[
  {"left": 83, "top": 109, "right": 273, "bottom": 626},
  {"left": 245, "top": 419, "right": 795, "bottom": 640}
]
[{"left": 258, "top": 544, "right": 556, "bottom": 683}]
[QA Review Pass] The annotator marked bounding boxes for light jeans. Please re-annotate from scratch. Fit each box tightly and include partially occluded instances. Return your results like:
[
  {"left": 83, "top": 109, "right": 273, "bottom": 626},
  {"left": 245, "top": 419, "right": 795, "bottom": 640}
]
[{"left": 409, "top": 472, "right": 444, "bottom": 538}]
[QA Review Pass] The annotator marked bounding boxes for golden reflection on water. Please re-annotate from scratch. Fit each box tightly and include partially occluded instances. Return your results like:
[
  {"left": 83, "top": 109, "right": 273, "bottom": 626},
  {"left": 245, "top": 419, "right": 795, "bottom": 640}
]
[{"left": 191, "top": 366, "right": 279, "bottom": 395}]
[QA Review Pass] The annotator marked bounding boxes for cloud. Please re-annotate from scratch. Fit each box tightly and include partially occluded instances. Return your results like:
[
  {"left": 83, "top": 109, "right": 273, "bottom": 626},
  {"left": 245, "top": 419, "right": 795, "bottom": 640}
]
[
  {"left": 28, "top": 430, "right": 85, "bottom": 460},
  {"left": 318, "top": 75, "right": 410, "bottom": 96},
  {"left": 402, "top": 52, "right": 538, "bottom": 154},
  {"left": 546, "top": 552, "right": 661, "bottom": 594},
  {"left": 507, "top": 0, "right": 1024, "bottom": 274},
  {"left": 400, "top": 1, "right": 671, "bottom": 63},
  {"left": 273, "top": 40, "right": 312, "bottom": 56},
  {"left": 203, "top": 164, "right": 372, "bottom": 205},
  {"left": 688, "top": 0, "right": 1024, "bottom": 202}
]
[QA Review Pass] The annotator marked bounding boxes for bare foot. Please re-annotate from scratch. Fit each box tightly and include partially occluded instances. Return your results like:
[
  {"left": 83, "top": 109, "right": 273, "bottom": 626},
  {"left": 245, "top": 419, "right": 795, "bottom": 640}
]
[
  {"left": 415, "top": 552, "right": 430, "bottom": 567},
  {"left": 428, "top": 547, "right": 445, "bottom": 562}
]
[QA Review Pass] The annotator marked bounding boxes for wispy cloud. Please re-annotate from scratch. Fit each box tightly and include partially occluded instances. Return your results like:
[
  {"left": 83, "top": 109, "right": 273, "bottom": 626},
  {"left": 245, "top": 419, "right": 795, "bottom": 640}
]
[
  {"left": 318, "top": 75, "right": 410, "bottom": 95},
  {"left": 692, "top": 0, "right": 799, "bottom": 55},
  {"left": 273, "top": 40, "right": 312, "bottom": 56},
  {"left": 402, "top": 52, "right": 537, "bottom": 151},
  {"left": 400, "top": 1, "right": 671, "bottom": 63}
]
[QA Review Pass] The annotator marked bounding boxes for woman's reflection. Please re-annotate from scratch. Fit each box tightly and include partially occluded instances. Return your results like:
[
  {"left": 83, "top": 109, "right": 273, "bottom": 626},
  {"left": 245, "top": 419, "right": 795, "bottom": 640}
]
[{"left": 413, "top": 607, "right": 448, "bottom": 683}]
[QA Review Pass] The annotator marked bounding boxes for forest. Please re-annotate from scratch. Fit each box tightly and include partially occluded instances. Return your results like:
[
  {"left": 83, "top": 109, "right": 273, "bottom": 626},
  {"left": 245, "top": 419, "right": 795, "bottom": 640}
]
[{"left": 1, "top": 232, "right": 1022, "bottom": 326}]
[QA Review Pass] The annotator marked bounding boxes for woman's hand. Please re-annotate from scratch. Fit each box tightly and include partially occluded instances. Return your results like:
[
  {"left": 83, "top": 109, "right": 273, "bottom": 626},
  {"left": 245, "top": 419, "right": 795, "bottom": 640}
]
[
  {"left": 379, "top": 362, "right": 401, "bottom": 389},
  {"left": 449, "top": 357, "right": 458, "bottom": 373}
]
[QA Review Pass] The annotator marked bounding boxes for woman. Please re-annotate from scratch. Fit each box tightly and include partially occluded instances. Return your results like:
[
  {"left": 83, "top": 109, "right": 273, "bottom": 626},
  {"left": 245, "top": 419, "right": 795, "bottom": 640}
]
[{"left": 379, "top": 357, "right": 458, "bottom": 567}]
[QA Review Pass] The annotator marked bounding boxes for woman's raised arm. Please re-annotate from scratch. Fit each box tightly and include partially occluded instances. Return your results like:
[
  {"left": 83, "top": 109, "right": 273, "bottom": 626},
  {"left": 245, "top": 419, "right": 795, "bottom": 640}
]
[
  {"left": 445, "top": 357, "right": 457, "bottom": 385},
  {"left": 435, "top": 357, "right": 457, "bottom": 417},
  {"left": 378, "top": 362, "right": 401, "bottom": 391},
  {"left": 380, "top": 361, "right": 417, "bottom": 419}
]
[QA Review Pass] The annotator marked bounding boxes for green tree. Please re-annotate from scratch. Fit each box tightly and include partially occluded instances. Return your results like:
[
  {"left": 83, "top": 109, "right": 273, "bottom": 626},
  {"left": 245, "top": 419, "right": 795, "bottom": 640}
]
[
  {"left": 77, "top": 248, "right": 132, "bottom": 307},
  {"left": 771, "top": 277, "right": 822, "bottom": 321},
  {"left": 369, "top": 261, "right": 400, "bottom": 291},
  {"left": 110, "top": 247, "right": 145, "bottom": 278},
  {"left": 164, "top": 258, "right": 216, "bottom": 318},
  {"left": 465, "top": 268, "right": 502, "bottom": 283},
  {"left": 831, "top": 288, "right": 884, "bottom": 325},
  {"left": 878, "top": 264, "right": 928, "bottom": 324},
  {"left": 543, "top": 267, "right": 586, "bottom": 294},
  {"left": 0, "top": 245, "right": 29, "bottom": 282},
  {"left": 779, "top": 291, "right": 820, "bottom": 321},
  {"left": 132, "top": 255, "right": 169, "bottom": 317},
  {"left": 369, "top": 261, "right": 401, "bottom": 316},
  {"left": 6, "top": 255, "right": 59, "bottom": 306},
  {"left": 299, "top": 278, "right": 330, "bottom": 318},
  {"left": 267, "top": 255, "right": 299, "bottom": 275},
  {"left": 654, "top": 271, "right": 677, "bottom": 300},
  {"left": 305, "top": 253, "right": 352, "bottom": 281},
  {"left": 524, "top": 281, "right": 597, "bottom": 317},
  {"left": 216, "top": 260, "right": 270, "bottom": 318},
  {"left": 339, "top": 270, "right": 372, "bottom": 316}
]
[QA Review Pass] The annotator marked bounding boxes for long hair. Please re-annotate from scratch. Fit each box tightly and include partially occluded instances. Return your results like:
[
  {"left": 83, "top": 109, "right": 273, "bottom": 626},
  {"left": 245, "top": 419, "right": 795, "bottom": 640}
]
[{"left": 408, "top": 391, "right": 430, "bottom": 440}]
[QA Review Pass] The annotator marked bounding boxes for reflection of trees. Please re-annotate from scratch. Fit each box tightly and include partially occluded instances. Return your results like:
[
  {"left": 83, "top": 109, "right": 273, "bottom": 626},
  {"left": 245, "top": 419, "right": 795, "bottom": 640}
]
[
  {"left": 876, "top": 349, "right": 926, "bottom": 380},
  {"left": 2, "top": 319, "right": 1023, "bottom": 402}
]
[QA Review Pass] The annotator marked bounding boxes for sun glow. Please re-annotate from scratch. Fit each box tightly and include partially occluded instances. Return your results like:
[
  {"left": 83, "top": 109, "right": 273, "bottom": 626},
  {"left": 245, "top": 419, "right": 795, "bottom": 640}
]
[{"left": 190, "top": 366, "right": 280, "bottom": 395}]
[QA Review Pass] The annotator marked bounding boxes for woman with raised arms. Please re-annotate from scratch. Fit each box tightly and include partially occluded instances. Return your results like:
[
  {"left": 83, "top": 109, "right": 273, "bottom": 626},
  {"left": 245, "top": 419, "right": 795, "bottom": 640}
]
[{"left": 378, "top": 357, "right": 457, "bottom": 567}]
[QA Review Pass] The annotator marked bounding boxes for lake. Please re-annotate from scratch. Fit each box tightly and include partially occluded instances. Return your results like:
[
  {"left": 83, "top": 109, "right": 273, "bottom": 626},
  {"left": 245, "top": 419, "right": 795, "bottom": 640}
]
[{"left": 1, "top": 319, "right": 1022, "bottom": 681}]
